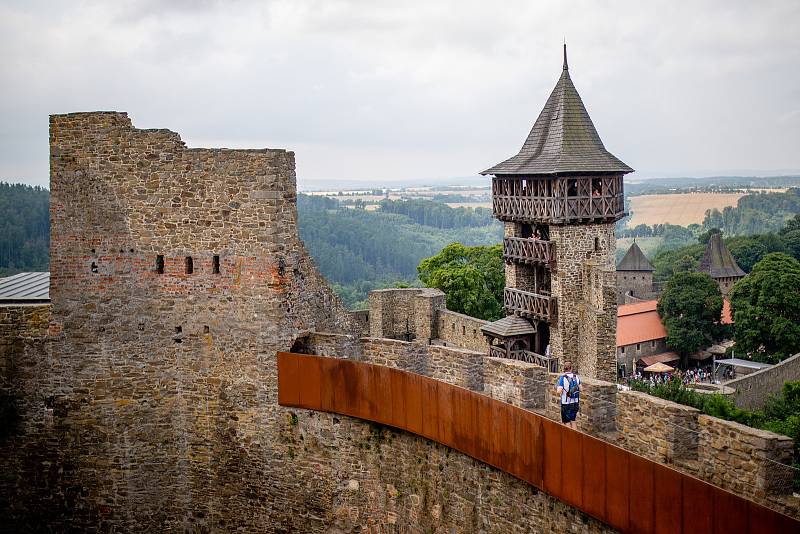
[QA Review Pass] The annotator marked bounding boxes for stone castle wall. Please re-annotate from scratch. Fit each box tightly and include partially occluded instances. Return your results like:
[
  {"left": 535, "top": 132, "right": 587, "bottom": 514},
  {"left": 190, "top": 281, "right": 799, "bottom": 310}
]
[
  {"left": 549, "top": 223, "right": 617, "bottom": 382},
  {"left": 368, "top": 287, "right": 445, "bottom": 343},
  {"left": 0, "top": 304, "right": 50, "bottom": 393},
  {"left": 299, "top": 331, "right": 799, "bottom": 518},
  {"left": 437, "top": 309, "right": 490, "bottom": 352},
  {"left": 615, "top": 270, "right": 654, "bottom": 304},
  {"left": 0, "top": 112, "right": 616, "bottom": 532},
  {"left": 726, "top": 352, "right": 800, "bottom": 411},
  {"left": 2, "top": 111, "right": 796, "bottom": 530}
]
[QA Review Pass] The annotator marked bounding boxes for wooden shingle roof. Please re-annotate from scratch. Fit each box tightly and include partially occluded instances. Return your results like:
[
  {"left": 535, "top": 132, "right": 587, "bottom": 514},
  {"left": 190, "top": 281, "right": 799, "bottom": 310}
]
[
  {"left": 481, "top": 315, "right": 536, "bottom": 337},
  {"left": 482, "top": 46, "right": 633, "bottom": 176},
  {"left": 698, "top": 233, "right": 746, "bottom": 279},
  {"left": 617, "top": 242, "right": 655, "bottom": 272}
]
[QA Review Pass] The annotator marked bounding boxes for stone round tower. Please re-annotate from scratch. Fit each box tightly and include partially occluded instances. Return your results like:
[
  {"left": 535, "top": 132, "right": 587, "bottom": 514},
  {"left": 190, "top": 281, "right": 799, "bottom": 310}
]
[{"left": 480, "top": 46, "right": 633, "bottom": 381}]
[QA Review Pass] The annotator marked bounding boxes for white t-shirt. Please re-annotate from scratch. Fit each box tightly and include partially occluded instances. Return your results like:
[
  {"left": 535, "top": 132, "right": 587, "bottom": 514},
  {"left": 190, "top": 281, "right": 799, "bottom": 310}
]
[{"left": 557, "top": 372, "right": 580, "bottom": 404}]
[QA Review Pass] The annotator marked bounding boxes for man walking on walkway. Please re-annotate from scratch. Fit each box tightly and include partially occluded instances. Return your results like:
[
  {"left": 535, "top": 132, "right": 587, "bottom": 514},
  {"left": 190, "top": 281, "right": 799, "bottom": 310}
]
[{"left": 557, "top": 361, "right": 581, "bottom": 430}]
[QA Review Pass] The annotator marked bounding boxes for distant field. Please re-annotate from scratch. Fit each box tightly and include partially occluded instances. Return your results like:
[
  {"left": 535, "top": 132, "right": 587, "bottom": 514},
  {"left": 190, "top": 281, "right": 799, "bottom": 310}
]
[{"left": 627, "top": 193, "right": 745, "bottom": 226}]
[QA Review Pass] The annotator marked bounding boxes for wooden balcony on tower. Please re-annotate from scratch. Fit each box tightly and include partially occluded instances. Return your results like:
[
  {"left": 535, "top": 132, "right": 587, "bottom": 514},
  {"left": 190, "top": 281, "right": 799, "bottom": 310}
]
[
  {"left": 492, "top": 175, "right": 625, "bottom": 224},
  {"left": 503, "top": 237, "right": 553, "bottom": 266},
  {"left": 503, "top": 288, "right": 556, "bottom": 322}
]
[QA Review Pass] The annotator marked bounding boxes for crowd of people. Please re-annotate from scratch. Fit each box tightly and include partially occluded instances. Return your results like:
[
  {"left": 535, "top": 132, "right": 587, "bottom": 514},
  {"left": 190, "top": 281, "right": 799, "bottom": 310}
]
[{"left": 620, "top": 365, "right": 726, "bottom": 387}]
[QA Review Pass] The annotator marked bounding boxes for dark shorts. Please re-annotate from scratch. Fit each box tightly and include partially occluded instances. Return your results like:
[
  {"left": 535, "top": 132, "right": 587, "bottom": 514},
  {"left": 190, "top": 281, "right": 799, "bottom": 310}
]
[{"left": 561, "top": 402, "right": 579, "bottom": 423}]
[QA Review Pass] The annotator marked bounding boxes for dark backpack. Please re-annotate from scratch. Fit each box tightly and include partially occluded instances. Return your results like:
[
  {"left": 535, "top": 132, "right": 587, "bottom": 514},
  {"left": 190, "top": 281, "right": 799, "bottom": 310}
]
[{"left": 564, "top": 374, "right": 580, "bottom": 400}]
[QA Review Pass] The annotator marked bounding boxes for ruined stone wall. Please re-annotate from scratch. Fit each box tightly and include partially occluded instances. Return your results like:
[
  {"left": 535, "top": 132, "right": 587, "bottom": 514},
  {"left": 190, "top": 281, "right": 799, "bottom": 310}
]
[
  {"left": 3, "top": 111, "right": 795, "bottom": 530},
  {"left": 368, "top": 288, "right": 445, "bottom": 343},
  {"left": 348, "top": 309, "right": 370, "bottom": 336},
  {"left": 549, "top": 223, "right": 617, "bottom": 381},
  {"left": 726, "top": 352, "right": 800, "bottom": 411},
  {"left": 436, "top": 309, "right": 490, "bottom": 352},
  {"left": 3, "top": 111, "right": 360, "bottom": 531}
]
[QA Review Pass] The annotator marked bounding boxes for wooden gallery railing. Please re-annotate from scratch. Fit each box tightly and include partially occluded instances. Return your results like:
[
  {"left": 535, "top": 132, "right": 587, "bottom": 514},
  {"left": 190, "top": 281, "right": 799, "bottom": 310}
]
[
  {"left": 491, "top": 176, "right": 625, "bottom": 224},
  {"left": 504, "top": 287, "right": 556, "bottom": 321},
  {"left": 277, "top": 352, "right": 799, "bottom": 534},
  {"left": 503, "top": 237, "right": 553, "bottom": 265}
]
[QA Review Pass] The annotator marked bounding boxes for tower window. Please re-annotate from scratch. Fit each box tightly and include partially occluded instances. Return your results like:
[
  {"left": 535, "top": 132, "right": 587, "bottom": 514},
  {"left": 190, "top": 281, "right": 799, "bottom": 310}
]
[
  {"left": 212, "top": 255, "right": 220, "bottom": 274},
  {"left": 156, "top": 255, "right": 164, "bottom": 274},
  {"left": 594, "top": 237, "right": 600, "bottom": 251},
  {"left": 90, "top": 262, "right": 98, "bottom": 273},
  {"left": 185, "top": 257, "right": 193, "bottom": 274}
]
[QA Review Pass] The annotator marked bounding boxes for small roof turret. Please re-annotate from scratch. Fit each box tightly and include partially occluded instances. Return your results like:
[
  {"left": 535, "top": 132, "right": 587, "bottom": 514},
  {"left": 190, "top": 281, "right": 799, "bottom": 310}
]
[
  {"left": 617, "top": 241, "right": 655, "bottom": 272},
  {"left": 699, "top": 233, "right": 746, "bottom": 279},
  {"left": 482, "top": 45, "right": 633, "bottom": 176}
]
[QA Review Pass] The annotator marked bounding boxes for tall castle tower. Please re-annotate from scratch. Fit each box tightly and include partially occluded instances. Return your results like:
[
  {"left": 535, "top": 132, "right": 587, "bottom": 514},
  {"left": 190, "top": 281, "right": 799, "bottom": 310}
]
[{"left": 480, "top": 47, "right": 633, "bottom": 380}]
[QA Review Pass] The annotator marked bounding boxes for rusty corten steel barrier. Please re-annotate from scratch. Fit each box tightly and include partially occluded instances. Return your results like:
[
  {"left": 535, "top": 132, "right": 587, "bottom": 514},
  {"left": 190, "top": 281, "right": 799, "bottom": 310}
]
[{"left": 277, "top": 352, "right": 799, "bottom": 533}]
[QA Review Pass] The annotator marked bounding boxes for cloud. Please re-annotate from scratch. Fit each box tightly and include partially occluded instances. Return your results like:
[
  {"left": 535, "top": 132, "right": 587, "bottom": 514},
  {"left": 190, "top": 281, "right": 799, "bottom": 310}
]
[{"left": 0, "top": 0, "right": 799, "bottom": 187}]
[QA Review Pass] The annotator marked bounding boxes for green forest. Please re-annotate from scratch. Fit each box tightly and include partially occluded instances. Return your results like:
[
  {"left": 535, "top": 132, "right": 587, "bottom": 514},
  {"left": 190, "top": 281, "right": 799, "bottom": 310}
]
[
  {"left": 0, "top": 183, "right": 49, "bottom": 276},
  {"left": 297, "top": 195, "right": 502, "bottom": 307},
  {"left": 702, "top": 188, "right": 800, "bottom": 235}
]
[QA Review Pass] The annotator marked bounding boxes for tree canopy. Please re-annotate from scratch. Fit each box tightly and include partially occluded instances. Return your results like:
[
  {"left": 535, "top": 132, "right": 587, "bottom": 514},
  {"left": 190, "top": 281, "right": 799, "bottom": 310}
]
[
  {"left": 702, "top": 188, "right": 800, "bottom": 235},
  {"left": 729, "top": 253, "right": 800, "bottom": 363},
  {"left": 0, "top": 182, "right": 49, "bottom": 276},
  {"left": 417, "top": 243, "right": 504, "bottom": 321},
  {"left": 657, "top": 271, "right": 724, "bottom": 364}
]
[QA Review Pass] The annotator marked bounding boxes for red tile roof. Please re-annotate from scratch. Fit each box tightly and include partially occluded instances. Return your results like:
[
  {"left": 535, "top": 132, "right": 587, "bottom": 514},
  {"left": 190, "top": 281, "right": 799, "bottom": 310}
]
[
  {"left": 617, "top": 298, "right": 734, "bottom": 347},
  {"left": 617, "top": 300, "right": 665, "bottom": 347},
  {"left": 722, "top": 299, "right": 733, "bottom": 325}
]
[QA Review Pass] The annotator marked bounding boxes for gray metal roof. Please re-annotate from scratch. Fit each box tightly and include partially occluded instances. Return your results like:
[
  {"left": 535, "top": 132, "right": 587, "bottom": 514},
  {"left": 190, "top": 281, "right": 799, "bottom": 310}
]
[
  {"left": 715, "top": 358, "right": 772, "bottom": 370},
  {"left": 617, "top": 242, "right": 655, "bottom": 271},
  {"left": 482, "top": 46, "right": 633, "bottom": 176},
  {"left": 0, "top": 272, "right": 50, "bottom": 302},
  {"left": 480, "top": 315, "right": 536, "bottom": 337},
  {"left": 698, "top": 233, "right": 746, "bottom": 279}
]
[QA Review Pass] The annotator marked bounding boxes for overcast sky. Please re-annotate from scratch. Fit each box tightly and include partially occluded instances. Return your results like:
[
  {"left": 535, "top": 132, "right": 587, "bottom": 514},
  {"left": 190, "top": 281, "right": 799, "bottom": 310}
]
[{"left": 1, "top": 0, "right": 799, "bottom": 189}]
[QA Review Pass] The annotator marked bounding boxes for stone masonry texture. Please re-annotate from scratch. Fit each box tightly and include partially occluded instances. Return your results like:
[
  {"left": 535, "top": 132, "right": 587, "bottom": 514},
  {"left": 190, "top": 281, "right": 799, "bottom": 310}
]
[
  {"left": 0, "top": 112, "right": 616, "bottom": 533},
  {"left": 549, "top": 223, "right": 617, "bottom": 381},
  {"left": 0, "top": 111, "right": 797, "bottom": 530},
  {"left": 299, "top": 332, "right": 800, "bottom": 520}
]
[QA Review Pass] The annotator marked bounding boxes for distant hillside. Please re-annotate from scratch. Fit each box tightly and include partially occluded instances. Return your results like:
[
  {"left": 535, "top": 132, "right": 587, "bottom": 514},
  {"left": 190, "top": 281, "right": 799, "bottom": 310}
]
[
  {"left": 0, "top": 182, "right": 49, "bottom": 277},
  {"left": 624, "top": 175, "right": 800, "bottom": 196},
  {"left": 297, "top": 195, "right": 502, "bottom": 307}
]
